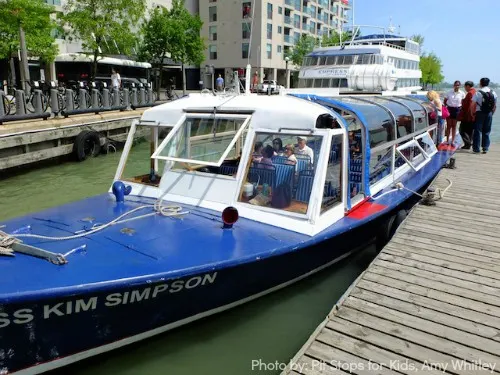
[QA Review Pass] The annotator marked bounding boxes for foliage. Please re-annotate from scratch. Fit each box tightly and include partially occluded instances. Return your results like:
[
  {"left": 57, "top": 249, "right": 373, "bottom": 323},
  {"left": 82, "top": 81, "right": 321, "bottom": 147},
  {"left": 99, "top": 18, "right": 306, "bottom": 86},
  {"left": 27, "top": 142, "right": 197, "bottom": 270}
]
[
  {"left": 321, "top": 31, "right": 352, "bottom": 47},
  {"left": 420, "top": 53, "right": 444, "bottom": 88},
  {"left": 0, "top": 0, "right": 58, "bottom": 62},
  {"left": 61, "top": 0, "right": 146, "bottom": 78},
  {"left": 410, "top": 34, "right": 425, "bottom": 47},
  {"left": 286, "top": 34, "right": 318, "bottom": 66}
]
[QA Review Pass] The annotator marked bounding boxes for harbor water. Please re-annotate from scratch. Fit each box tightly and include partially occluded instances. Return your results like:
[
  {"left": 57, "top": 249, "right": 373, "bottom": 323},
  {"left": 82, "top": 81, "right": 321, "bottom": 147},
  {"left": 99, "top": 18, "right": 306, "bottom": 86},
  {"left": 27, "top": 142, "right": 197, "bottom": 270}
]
[{"left": 0, "top": 115, "right": 499, "bottom": 375}]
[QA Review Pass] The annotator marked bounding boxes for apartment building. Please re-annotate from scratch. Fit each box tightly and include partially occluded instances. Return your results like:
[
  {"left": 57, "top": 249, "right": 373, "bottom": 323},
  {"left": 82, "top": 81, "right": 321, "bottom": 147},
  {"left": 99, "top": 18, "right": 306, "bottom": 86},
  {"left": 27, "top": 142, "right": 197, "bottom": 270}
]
[{"left": 199, "top": 0, "right": 350, "bottom": 89}]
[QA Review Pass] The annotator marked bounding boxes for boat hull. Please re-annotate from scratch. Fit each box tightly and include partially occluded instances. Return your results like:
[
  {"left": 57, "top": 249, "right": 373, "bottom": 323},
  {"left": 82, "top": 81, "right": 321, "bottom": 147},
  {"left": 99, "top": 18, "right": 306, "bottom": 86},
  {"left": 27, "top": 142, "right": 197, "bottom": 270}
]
[{"left": 1, "top": 204, "right": 399, "bottom": 375}]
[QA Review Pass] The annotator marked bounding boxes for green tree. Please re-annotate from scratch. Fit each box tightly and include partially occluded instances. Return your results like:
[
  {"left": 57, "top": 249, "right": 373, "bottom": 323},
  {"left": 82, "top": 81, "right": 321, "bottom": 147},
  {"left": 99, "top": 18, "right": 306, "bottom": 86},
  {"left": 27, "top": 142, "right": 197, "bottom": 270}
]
[
  {"left": 420, "top": 53, "right": 444, "bottom": 88},
  {"left": 0, "top": 0, "right": 58, "bottom": 84},
  {"left": 287, "top": 34, "right": 318, "bottom": 66},
  {"left": 166, "top": 0, "right": 205, "bottom": 95},
  {"left": 321, "top": 31, "right": 351, "bottom": 47},
  {"left": 138, "top": 7, "right": 174, "bottom": 98},
  {"left": 61, "top": 0, "right": 146, "bottom": 79}
]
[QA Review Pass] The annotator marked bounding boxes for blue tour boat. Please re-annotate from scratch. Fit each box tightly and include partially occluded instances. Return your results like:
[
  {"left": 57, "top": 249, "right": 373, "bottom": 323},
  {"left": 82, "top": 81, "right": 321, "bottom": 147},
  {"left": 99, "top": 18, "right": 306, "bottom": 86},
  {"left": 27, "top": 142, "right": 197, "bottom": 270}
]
[{"left": 0, "top": 88, "right": 457, "bottom": 374}]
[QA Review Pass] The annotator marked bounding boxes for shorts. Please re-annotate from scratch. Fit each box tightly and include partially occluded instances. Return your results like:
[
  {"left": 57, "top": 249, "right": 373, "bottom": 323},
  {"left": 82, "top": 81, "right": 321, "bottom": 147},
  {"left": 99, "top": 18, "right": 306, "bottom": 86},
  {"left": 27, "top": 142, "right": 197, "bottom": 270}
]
[{"left": 447, "top": 106, "right": 461, "bottom": 119}]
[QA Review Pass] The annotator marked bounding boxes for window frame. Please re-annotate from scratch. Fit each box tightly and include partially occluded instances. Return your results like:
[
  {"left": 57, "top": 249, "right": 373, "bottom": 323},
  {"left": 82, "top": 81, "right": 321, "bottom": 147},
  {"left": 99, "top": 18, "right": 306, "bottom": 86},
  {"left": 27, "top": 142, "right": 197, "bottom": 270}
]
[
  {"left": 395, "top": 139, "right": 431, "bottom": 172},
  {"left": 151, "top": 114, "right": 251, "bottom": 167}
]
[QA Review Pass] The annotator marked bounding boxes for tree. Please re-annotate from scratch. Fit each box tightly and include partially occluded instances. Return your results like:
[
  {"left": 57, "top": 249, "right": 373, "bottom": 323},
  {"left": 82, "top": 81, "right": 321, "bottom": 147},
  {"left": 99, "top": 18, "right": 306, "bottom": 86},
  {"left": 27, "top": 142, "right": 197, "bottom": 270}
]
[
  {"left": 0, "top": 0, "right": 58, "bottom": 85},
  {"left": 61, "top": 0, "right": 146, "bottom": 79},
  {"left": 420, "top": 53, "right": 444, "bottom": 89},
  {"left": 321, "top": 31, "right": 351, "bottom": 47},
  {"left": 138, "top": 7, "right": 173, "bottom": 98},
  {"left": 166, "top": 0, "right": 205, "bottom": 95},
  {"left": 287, "top": 34, "right": 318, "bottom": 66}
]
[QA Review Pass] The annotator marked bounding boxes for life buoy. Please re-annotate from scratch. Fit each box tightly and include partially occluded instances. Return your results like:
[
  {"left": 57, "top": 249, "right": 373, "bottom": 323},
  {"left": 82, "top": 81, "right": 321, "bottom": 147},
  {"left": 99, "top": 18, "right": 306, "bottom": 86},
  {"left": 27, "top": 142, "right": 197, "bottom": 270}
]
[{"left": 74, "top": 130, "right": 101, "bottom": 161}]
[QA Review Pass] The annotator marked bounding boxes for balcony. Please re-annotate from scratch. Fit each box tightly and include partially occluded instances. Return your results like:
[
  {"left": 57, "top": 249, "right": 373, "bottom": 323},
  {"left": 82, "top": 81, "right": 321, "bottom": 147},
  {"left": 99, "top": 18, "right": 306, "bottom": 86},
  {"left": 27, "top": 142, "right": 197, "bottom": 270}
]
[
  {"left": 302, "top": 22, "right": 308, "bottom": 29},
  {"left": 294, "top": 0, "right": 301, "bottom": 11},
  {"left": 284, "top": 35, "right": 293, "bottom": 44},
  {"left": 302, "top": 6, "right": 311, "bottom": 15},
  {"left": 285, "top": 0, "right": 294, "bottom": 7},
  {"left": 294, "top": 20, "right": 301, "bottom": 28},
  {"left": 284, "top": 16, "right": 292, "bottom": 25}
]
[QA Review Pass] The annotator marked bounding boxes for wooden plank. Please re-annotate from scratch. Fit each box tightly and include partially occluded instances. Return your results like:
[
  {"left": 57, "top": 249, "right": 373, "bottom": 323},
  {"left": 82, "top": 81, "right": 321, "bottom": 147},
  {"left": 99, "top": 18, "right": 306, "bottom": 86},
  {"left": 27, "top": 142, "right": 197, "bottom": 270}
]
[
  {"left": 410, "top": 210, "right": 500, "bottom": 231},
  {"left": 307, "top": 340, "right": 398, "bottom": 375},
  {"left": 0, "top": 144, "right": 74, "bottom": 169},
  {"left": 368, "top": 265, "right": 500, "bottom": 308},
  {"left": 416, "top": 205, "right": 500, "bottom": 225},
  {"left": 349, "top": 287, "right": 500, "bottom": 342},
  {"left": 316, "top": 325, "right": 445, "bottom": 375},
  {"left": 391, "top": 233, "right": 500, "bottom": 260},
  {"left": 375, "top": 256, "right": 500, "bottom": 296},
  {"left": 384, "top": 242, "right": 500, "bottom": 272},
  {"left": 357, "top": 278, "right": 500, "bottom": 329},
  {"left": 335, "top": 306, "right": 500, "bottom": 372},
  {"left": 326, "top": 319, "right": 485, "bottom": 375},
  {"left": 383, "top": 246, "right": 500, "bottom": 281}
]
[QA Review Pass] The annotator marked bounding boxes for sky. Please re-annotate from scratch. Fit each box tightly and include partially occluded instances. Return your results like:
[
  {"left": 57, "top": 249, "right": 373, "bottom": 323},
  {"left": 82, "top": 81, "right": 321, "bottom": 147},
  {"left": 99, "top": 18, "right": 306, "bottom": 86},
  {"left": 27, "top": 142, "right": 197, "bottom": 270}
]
[{"left": 351, "top": 0, "right": 500, "bottom": 84}]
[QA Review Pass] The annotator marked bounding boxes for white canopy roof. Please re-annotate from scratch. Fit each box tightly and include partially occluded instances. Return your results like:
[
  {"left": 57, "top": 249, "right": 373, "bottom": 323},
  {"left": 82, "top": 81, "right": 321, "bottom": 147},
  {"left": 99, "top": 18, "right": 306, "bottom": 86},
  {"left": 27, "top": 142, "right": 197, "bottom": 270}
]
[
  {"left": 140, "top": 93, "right": 336, "bottom": 131},
  {"left": 55, "top": 53, "right": 152, "bottom": 69}
]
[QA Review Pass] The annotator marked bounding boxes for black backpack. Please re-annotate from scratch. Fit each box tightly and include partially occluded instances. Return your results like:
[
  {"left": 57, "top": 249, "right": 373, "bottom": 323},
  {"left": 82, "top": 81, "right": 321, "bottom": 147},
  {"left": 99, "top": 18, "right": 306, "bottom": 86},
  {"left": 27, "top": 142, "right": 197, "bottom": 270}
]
[{"left": 479, "top": 90, "right": 496, "bottom": 113}]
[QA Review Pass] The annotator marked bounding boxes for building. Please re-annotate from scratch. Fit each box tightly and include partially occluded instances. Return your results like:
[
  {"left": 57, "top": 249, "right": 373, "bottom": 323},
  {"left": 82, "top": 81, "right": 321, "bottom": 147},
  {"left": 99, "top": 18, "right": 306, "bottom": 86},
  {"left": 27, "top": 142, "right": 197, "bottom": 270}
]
[{"left": 199, "top": 0, "right": 350, "bottom": 89}]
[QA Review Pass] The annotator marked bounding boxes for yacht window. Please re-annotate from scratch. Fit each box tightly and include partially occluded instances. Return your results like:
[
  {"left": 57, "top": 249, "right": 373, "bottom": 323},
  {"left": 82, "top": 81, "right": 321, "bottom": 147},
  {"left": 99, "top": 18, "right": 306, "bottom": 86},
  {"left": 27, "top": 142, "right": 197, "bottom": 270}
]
[
  {"left": 120, "top": 124, "right": 172, "bottom": 186},
  {"left": 321, "top": 78, "right": 331, "bottom": 88},
  {"left": 322, "top": 134, "right": 343, "bottom": 213},
  {"left": 336, "top": 56, "right": 344, "bottom": 65},
  {"left": 415, "top": 132, "right": 437, "bottom": 157},
  {"left": 319, "top": 56, "right": 327, "bottom": 65},
  {"left": 305, "top": 79, "right": 314, "bottom": 88},
  {"left": 326, "top": 56, "right": 336, "bottom": 65},
  {"left": 396, "top": 139, "right": 430, "bottom": 172},
  {"left": 313, "top": 79, "right": 323, "bottom": 88},
  {"left": 369, "top": 147, "right": 393, "bottom": 185},
  {"left": 343, "top": 55, "right": 354, "bottom": 65},
  {"left": 362, "top": 54, "right": 372, "bottom": 64},
  {"left": 152, "top": 115, "right": 250, "bottom": 171},
  {"left": 238, "top": 132, "right": 322, "bottom": 215}
]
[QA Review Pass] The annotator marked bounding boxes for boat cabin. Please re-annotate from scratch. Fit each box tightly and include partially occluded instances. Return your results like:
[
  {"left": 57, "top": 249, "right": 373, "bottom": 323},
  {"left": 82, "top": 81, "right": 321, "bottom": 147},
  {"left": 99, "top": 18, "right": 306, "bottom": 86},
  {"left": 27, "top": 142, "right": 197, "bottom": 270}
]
[{"left": 114, "top": 93, "right": 438, "bottom": 235}]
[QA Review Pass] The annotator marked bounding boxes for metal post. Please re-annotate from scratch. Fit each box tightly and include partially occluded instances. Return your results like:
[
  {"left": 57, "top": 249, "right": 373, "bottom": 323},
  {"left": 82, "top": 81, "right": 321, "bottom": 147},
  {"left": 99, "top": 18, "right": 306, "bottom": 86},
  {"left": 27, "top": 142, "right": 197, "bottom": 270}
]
[
  {"left": 50, "top": 88, "right": 60, "bottom": 114},
  {"left": 147, "top": 86, "right": 154, "bottom": 104},
  {"left": 65, "top": 89, "right": 74, "bottom": 111},
  {"left": 285, "top": 58, "right": 290, "bottom": 89},
  {"left": 123, "top": 88, "right": 130, "bottom": 108},
  {"left": 102, "top": 87, "right": 110, "bottom": 108},
  {"left": 0, "top": 90, "right": 6, "bottom": 117},
  {"left": 113, "top": 88, "right": 120, "bottom": 107},
  {"left": 79, "top": 88, "right": 87, "bottom": 108},
  {"left": 15, "top": 89, "right": 26, "bottom": 115},
  {"left": 139, "top": 85, "right": 146, "bottom": 104},
  {"left": 91, "top": 88, "right": 100, "bottom": 110},
  {"left": 130, "top": 87, "right": 138, "bottom": 107},
  {"left": 33, "top": 90, "right": 43, "bottom": 114}
]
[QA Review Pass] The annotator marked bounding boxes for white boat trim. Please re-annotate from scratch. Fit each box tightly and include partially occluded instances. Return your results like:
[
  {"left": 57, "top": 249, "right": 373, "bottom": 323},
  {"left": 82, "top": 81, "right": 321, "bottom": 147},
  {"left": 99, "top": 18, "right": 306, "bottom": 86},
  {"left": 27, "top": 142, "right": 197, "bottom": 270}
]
[{"left": 11, "top": 248, "right": 359, "bottom": 375}]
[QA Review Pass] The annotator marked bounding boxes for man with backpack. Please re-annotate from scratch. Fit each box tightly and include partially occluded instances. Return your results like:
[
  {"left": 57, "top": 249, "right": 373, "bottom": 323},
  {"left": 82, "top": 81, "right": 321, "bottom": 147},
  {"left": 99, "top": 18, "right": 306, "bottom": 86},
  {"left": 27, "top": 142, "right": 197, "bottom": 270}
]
[{"left": 472, "top": 77, "right": 497, "bottom": 154}]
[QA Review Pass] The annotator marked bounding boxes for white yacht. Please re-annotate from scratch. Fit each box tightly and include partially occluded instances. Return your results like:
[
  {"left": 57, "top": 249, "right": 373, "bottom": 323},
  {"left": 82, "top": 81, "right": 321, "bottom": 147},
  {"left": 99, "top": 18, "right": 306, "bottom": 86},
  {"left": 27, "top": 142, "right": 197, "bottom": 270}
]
[{"left": 298, "top": 27, "right": 422, "bottom": 93}]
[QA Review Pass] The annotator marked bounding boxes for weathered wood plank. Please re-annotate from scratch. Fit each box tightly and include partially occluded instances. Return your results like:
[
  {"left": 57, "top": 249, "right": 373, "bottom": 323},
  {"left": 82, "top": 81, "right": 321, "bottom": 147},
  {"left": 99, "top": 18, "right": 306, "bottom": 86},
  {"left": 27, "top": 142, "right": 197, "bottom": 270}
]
[
  {"left": 357, "top": 278, "right": 500, "bottom": 329},
  {"left": 0, "top": 144, "right": 74, "bottom": 169},
  {"left": 326, "top": 318, "right": 487, "bottom": 375},
  {"left": 349, "top": 287, "right": 500, "bottom": 342},
  {"left": 335, "top": 306, "right": 500, "bottom": 371}
]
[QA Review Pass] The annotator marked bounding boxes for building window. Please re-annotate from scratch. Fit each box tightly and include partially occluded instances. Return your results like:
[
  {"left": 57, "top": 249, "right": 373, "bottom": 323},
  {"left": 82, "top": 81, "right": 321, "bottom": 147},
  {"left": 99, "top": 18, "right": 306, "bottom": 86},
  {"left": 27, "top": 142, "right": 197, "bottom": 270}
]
[
  {"left": 278, "top": 26, "right": 282, "bottom": 34},
  {"left": 209, "top": 26, "right": 217, "bottom": 41},
  {"left": 267, "top": 3, "right": 273, "bottom": 19},
  {"left": 242, "top": 23, "right": 251, "bottom": 39},
  {"left": 242, "top": 43, "right": 250, "bottom": 59},
  {"left": 267, "top": 23, "right": 272, "bottom": 39},
  {"left": 266, "top": 43, "right": 272, "bottom": 59},
  {"left": 278, "top": 6, "right": 283, "bottom": 14},
  {"left": 209, "top": 6, "right": 217, "bottom": 22},
  {"left": 209, "top": 45, "right": 217, "bottom": 60},
  {"left": 277, "top": 45, "right": 282, "bottom": 54},
  {"left": 242, "top": 2, "right": 251, "bottom": 18}
]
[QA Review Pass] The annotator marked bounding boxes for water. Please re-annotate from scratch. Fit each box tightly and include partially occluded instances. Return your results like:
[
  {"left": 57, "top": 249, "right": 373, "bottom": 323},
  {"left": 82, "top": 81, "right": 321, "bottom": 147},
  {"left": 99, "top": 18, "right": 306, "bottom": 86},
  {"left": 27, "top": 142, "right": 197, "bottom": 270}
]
[{"left": 1, "top": 115, "right": 499, "bottom": 374}]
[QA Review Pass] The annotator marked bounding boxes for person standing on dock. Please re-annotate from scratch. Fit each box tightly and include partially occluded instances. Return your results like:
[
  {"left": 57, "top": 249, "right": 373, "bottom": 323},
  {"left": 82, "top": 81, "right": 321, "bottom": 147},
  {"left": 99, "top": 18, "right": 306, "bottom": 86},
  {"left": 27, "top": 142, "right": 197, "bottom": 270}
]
[
  {"left": 427, "top": 91, "right": 444, "bottom": 144},
  {"left": 444, "top": 81, "right": 465, "bottom": 145},
  {"left": 457, "top": 81, "right": 476, "bottom": 150},
  {"left": 472, "top": 77, "right": 497, "bottom": 154},
  {"left": 111, "top": 68, "right": 121, "bottom": 90}
]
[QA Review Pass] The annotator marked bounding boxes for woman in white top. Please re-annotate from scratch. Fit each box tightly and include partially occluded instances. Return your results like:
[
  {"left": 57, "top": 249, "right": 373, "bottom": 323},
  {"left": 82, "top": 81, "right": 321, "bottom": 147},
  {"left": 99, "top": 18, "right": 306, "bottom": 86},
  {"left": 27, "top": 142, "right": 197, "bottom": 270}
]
[
  {"left": 427, "top": 90, "right": 444, "bottom": 145},
  {"left": 444, "top": 80, "right": 466, "bottom": 145}
]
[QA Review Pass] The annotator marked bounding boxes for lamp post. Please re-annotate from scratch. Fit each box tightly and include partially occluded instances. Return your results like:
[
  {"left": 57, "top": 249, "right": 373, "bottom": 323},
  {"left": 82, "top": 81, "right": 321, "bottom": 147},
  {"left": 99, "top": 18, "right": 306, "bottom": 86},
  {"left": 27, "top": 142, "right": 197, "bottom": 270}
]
[{"left": 285, "top": 56, "right": 290, "bottom": 89}]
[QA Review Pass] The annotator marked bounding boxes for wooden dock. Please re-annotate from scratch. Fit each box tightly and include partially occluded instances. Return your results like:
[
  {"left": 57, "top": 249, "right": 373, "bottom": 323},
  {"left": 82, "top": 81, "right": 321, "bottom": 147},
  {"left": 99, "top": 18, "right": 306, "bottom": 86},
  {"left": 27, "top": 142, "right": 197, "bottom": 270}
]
[{"left": 283, "top": 149, "right": 500, "bottom": 375}]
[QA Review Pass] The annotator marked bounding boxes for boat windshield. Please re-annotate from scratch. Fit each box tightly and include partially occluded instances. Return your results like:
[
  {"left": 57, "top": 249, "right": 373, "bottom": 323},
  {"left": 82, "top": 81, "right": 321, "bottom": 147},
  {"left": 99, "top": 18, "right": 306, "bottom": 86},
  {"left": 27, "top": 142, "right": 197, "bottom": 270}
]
[
  {"left": 238, "top": 132, "right": 323, "bottom": 215},
  {"left": 152, "top": 115, "right": 251, "bottom": 169}
]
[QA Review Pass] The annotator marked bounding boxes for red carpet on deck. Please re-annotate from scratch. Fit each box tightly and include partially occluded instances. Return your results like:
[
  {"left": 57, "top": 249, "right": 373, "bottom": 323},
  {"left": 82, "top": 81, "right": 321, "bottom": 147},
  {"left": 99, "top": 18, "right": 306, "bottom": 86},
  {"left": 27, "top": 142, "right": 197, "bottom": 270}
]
[{"left": 347, "top": 201, "right": 387, "bottom": 220}]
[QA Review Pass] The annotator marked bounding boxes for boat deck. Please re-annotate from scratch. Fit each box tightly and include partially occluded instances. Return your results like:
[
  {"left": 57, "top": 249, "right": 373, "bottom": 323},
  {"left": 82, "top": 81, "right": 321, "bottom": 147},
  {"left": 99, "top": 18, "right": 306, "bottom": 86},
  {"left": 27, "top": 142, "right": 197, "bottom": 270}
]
[{"left": 283, "top": 148, "right": 500, "bottom": 374}]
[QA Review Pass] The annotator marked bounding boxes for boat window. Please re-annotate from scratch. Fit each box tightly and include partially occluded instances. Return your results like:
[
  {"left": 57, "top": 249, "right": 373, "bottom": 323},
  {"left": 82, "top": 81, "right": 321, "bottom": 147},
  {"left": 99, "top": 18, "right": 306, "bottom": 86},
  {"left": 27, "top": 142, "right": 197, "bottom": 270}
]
[
  {"left": 370, "top": 147, "right": 393, "bottom": 185},
  {"left": 326, "top": 56, "right": 336, "bottom": 65},
  {"left": 305, "top": 79, "right": 313, "bottom": 88},
  {"left": 392, "top": 97, "right": 428, "bottom": 132},
  {"left": 369, "top": 97, "right": 412, "bottom": 138},
  {"left": 238, "top": 132, "right": 322, "bottom": 215},
  {"left": 152, "top": 115, "right": 250, "bottom": 170},
  {"left": 120, "top": 124, "right": 172, "bottom": 186},
  {"left": 343, "top": 55, "right": 354, "bottom": 65},
  {"left": 313, "top": 79, "right": 323, "bottom": 88},
  {"left": 415, "top": 132, "right": 437, "bottom": 157},
  {"left": 331, "top": 97, "right": 395, "bottom": 148},
  {"left": 319, "top": 56, "right": 327, "bottom": 65},
  {"left": 322, "top": 134, "right": 343, "bottom": 213},
  {"left": 396, "top": 139, "right": 430, "bottom": 172}
]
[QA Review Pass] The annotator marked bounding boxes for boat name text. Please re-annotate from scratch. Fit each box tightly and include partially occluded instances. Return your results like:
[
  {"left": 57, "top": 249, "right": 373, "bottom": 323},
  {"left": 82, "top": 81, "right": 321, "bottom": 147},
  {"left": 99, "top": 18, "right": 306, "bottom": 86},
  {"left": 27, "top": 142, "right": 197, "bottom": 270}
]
[{"left": 0, "top": 272, "right": 217, "bottom": 329}]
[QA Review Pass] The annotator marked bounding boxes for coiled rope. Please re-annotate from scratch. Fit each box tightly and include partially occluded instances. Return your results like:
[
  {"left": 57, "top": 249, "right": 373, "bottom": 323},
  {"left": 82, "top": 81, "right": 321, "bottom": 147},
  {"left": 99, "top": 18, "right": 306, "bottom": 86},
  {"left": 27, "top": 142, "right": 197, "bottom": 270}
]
[{"left": 0, "top": 199, "right": 188, "bottom": 259}]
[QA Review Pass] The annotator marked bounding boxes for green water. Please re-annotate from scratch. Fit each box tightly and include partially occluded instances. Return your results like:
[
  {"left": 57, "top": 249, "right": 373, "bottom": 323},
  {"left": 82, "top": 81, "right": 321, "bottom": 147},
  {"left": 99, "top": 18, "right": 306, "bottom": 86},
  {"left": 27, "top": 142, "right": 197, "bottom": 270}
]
[{"left": 0, "top": 115, "right": 498, "bottom": 375}]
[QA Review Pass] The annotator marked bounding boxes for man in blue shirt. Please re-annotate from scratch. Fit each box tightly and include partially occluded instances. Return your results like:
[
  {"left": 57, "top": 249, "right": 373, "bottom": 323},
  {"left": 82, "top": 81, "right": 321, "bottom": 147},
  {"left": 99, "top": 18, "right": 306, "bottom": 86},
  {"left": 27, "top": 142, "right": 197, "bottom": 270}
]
[
  {"left": 472, "top": 77, "right": 497, "bottom": 154},
  {"left": 216, "top": 74, "right": 224, "bottom": 91}
]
